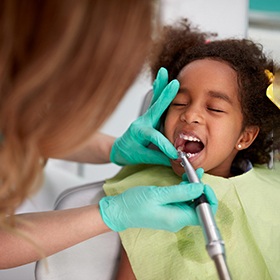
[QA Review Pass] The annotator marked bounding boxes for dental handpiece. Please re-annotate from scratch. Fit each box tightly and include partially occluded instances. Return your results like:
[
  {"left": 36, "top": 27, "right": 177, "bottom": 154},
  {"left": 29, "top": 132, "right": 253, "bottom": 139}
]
[{"left": 178, "top": 151, "right": 231, "bottom": 280}]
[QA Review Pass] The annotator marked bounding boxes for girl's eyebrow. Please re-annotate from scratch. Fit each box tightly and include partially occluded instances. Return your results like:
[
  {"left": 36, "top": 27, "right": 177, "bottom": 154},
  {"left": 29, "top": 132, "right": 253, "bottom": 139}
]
[
  {"left": 178, "top": 87, "right": 234, "bottom": 105},
  {"left": 208, "top": 90, "right": 233, "bottom": 105}
]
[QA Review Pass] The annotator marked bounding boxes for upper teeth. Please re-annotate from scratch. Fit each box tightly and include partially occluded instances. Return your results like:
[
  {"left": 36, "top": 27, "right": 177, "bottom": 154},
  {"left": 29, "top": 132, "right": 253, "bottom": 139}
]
[{"left": 180, "top": 135, "right": 201, "bottom": 142}]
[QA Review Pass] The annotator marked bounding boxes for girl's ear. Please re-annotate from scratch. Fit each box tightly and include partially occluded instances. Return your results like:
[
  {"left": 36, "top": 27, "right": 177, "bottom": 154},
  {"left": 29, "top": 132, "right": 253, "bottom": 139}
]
[{"left": 235, "top": 126, "right": 260, "bottom": 150}]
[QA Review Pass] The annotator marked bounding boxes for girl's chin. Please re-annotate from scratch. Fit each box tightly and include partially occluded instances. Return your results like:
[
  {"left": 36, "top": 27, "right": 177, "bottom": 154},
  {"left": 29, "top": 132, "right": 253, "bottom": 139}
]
[
  {"left": 170, "top": 161, "right": 185, "bottom": 177},
  {"left": 171, "top": 155, "right": 204, "bottom": 177}
]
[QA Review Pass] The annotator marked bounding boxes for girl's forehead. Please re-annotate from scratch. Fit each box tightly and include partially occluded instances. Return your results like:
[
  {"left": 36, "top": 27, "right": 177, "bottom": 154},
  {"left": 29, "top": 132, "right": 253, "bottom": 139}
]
[
  {"left": 178, "top": 59, "right": 238, "bottom": 85},
  {"left": 178, "top": 58, "right": 237, "bottom": 79},
  {"left": 177, "top": 59, "right": 240, "bottom": 102}
]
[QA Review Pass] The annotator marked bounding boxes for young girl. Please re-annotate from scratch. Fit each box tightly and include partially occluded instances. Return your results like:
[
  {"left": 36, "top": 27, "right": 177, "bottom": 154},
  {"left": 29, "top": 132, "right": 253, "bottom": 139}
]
[{"left": 103, "top": 19, "right": 280, "bottom": 279}]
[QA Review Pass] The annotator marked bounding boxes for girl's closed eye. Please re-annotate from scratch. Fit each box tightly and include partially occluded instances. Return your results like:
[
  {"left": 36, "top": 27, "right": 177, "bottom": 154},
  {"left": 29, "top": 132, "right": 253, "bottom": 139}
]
[
  {"left": 171, "top": 94, "right": 189, "bottom": 107},
  {"left": 207, "top": 107, "right": 225, "bottom": 113},
  {"left": 206, "top": 99, "right": 229, "bottom": 113},
  {"left": 172, "top": 102, "right": 187, "bottom": 107}
]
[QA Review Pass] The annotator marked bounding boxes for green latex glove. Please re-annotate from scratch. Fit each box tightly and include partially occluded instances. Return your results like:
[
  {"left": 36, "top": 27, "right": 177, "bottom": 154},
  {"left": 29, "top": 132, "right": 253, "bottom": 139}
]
[
  {"left": 110, "top": 67, "right": 179, "bottom": 166},
  {"left": 151, "top": 67, "right": 169, "bottom": 107},
  {"left": 99, "top": 181, "right": 218, "bottom": 232}
]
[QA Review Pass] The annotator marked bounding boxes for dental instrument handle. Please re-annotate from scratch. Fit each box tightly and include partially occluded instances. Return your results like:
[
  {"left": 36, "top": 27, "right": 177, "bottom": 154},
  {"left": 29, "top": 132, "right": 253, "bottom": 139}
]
[
  {"left": 178, "top": 151, "right": 231, "bottom": 280},
  {"left": 195, "top": 201, "right": 231, "bottom": 280}
]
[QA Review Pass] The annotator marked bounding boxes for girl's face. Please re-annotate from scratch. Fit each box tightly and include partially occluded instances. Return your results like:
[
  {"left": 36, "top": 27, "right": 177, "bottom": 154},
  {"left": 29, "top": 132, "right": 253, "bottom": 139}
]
[{"left": 164, "top": 59, "right": 251, "bottom": 178}]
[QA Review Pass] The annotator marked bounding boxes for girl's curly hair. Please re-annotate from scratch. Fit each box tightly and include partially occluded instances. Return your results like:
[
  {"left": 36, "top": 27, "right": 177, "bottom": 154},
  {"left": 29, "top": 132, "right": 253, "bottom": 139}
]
[{"left": 149, "top": 19, "right": 280, "bottom": 166}]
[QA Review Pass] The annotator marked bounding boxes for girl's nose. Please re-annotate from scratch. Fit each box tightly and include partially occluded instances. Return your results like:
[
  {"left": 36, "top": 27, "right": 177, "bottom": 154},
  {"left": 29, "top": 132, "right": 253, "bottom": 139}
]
[{"left": 180, "top": 106, "right": 203, "bottom": 124}]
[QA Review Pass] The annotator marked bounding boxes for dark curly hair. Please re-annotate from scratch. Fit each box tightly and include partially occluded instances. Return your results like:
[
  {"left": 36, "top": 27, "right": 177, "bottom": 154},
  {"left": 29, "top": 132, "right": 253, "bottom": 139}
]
[{"left": 149, "top": 19, "right": 280, "bottom": 166}]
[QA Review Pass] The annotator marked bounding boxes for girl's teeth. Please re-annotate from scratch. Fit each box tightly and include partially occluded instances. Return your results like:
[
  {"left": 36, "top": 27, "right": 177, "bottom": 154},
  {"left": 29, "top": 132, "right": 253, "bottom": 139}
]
[
  {"left": 180, "top": 134, "right": 201, "bottom": 142},
  {"left": 176, "top": 147, "right": 198, "bottom": 159},
  {"left": 186, "top": 153, "right": 198, "bottom": 158}
]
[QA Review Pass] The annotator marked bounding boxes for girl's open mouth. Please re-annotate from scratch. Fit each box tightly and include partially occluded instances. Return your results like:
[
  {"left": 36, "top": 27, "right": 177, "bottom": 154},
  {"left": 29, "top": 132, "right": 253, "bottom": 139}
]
[{"left": 174, "top": 133, "right": 204, "bottom": 159}]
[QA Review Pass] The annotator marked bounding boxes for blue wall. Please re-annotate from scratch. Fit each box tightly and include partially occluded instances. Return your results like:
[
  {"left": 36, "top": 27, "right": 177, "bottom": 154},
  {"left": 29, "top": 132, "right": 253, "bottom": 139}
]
[{"left": 250, "top": 0, "right": 280, "bottom": 12}]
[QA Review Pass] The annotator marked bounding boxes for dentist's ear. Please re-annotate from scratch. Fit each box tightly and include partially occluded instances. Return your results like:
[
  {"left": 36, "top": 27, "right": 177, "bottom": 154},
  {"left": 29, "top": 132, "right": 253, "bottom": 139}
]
[{"left": 236, "top": 126, "right": 260, "bottom": 150}]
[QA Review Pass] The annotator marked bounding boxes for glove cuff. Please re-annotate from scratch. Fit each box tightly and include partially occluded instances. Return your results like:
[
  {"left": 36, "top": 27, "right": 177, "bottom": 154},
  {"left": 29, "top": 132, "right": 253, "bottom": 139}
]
[
  {"left": 99, "top": 196, "right": 125, "bottom": 232},
  {"left": 110, "top": 141, "right": 126, "bottom": 166}
]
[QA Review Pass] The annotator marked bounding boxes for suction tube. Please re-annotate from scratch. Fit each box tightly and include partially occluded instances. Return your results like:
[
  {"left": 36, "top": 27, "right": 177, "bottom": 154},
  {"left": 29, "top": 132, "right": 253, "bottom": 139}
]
[{"left": 178, "top": 151, "right": 231, "bottom": 280}]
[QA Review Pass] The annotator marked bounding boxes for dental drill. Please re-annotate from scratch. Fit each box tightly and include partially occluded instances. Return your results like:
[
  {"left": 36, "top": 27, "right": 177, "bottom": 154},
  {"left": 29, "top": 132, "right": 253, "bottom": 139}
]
[{"left": 178, "top": 151, "right": 231, "bottom": 280}]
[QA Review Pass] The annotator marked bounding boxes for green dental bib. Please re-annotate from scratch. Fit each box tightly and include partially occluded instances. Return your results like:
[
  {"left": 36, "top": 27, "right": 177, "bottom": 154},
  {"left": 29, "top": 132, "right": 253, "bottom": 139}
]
[{"left": 103, "top": 164, "right": 280, "bottom": 280}]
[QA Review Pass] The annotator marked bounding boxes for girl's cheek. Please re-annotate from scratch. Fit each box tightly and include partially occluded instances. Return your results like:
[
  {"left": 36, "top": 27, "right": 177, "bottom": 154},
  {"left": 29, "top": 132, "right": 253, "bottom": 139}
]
[{"left": 163, "top": 118, "right": 172, "bottom": 140}]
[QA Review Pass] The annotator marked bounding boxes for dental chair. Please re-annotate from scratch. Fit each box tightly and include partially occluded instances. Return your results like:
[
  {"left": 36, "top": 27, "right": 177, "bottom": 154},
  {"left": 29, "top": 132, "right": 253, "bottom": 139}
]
[{"left": 35, "top": 91, "right": 153, "bottom": 280}]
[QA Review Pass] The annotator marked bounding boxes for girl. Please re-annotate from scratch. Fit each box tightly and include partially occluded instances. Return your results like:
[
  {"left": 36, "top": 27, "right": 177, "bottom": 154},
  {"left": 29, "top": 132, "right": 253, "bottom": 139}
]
[{"left": 103, "top": 19, "right": 280, "bottom": 279}]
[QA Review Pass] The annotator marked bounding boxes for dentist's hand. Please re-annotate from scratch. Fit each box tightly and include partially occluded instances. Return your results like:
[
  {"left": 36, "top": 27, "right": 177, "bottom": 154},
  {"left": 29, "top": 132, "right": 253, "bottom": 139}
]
[
  {"left": 99, "top": 181, "right": 217, "bottom": 232},
  {"left": 110, "top": 67, "right": 179, "bottom": 166}
]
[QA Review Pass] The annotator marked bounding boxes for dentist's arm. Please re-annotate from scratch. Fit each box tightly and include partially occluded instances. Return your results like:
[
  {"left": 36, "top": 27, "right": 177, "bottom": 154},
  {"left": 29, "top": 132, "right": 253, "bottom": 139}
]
[
  {"left": 0, "top": 205, "right": 110, "bottom": 269},
  {"left": 62, "top": 68, "right": 178, "bottom": 167},
  {"left": 62, "top": 131, "right": 115, "bottom": 164},
  {"left": 0, "top": 182, "right": 217, "bottom": 268}
]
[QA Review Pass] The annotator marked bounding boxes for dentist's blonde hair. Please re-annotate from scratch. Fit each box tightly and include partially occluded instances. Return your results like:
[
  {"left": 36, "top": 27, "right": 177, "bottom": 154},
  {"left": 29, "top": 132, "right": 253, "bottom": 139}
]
[{"left": 0, "top": 0, "right": 157, "bottom": 225}]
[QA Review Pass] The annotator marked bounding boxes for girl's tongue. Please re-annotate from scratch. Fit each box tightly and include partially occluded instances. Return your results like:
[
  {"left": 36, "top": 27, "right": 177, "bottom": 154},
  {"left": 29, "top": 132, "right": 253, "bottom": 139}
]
[{"left": 184, "top": 141, "right": 204, "bottom": 154}]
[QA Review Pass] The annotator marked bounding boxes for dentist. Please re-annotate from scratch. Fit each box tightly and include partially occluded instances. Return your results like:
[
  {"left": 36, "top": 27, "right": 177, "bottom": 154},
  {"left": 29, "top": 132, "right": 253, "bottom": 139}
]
[{"left": 0, "top": 0, "right": 217, "bottom": 269}]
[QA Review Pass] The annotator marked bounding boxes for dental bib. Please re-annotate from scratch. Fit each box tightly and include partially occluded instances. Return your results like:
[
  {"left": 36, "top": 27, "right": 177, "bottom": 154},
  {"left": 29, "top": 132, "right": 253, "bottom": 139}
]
[{"left": 103, "top": 164, "right": 280, "bottom": 280}]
